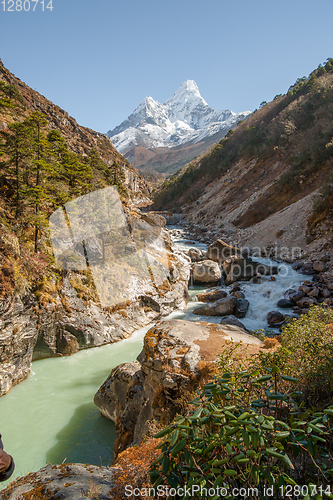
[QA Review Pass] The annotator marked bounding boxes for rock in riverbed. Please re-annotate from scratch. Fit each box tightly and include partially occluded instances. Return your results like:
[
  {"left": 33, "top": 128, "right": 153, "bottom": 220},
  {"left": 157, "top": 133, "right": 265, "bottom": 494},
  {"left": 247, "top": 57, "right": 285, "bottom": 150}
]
[
  {"left": 220, "top": 315, "right": 247, "bottom": 330},
  {"left": 277, "top": 299, "right": 294, "bottom": 308},
  {"left": 193, "top": 296, "right": 237, "bottom": 316},
  {"left": 1, "top": 463, "right": 115, "bottom": 500},
  {"left": 192, "top": 259, "right": 222, "bottom": 284},
  {"left": 223, "top": 256, "right": 279, "bottom": 285},
  {"left": 204, "top": 239, "right": 279, "bottom": 285},
  {"left": 206, "top": 239, "right": 242, "bottom": 263},
  {"left": 94, "top": 319, "right": 264, "bottom": 455},
  {"left": 267, "top": 311, "right": 285, "bottom": 327},
  {"left": 234, "top": 298, "right": 250, "bottom": 318},
  {"left": 187, "top": 247, "right": 206, "bottom": 262},
  {"left": 196, "top": 289, "right": 228, "bottom": 302}
]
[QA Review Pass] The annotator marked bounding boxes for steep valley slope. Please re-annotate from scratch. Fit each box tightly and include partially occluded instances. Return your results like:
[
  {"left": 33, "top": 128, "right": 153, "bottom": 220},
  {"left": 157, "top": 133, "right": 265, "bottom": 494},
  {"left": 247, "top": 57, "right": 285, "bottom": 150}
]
[
  {"left": 0, "top": 61, "right": 190, "bottom": 396},
  {"left": 0, "top": 59, "right": 150, "bottom": 198},
  {"left": 154, "top": 59, "right": 333, "bottom": 260}
]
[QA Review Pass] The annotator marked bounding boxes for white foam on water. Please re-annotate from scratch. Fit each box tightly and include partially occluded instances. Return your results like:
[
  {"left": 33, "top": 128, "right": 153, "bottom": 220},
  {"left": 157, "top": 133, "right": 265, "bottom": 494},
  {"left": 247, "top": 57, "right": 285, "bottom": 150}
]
[
  {"left": 235, "top": 266, "right": 305, "bottom": 331},
  {"left": 170, "top": 228, "right": 308, "bottom": 332}
]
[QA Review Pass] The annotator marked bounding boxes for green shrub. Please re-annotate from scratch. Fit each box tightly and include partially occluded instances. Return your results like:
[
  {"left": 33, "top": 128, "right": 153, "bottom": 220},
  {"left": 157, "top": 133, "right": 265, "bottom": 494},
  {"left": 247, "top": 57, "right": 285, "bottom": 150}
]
[
  {"left": 151, "top": 366, "right": 333, "bottom": 499},
  {"left": 279, "top": 306, "right": 333, "bottom": 406}
]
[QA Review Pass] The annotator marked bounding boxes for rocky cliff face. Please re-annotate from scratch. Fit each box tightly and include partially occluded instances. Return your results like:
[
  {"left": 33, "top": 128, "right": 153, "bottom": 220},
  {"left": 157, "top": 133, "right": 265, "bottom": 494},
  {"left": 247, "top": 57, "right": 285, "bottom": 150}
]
[
  {"left": 0, "top": 294, "right": 38, "bottom": 396},
  {"left": 94, "top": 319, "right": 264, "bottom": 456},
  {"left": 0, "top": 61, "right": 173, "bottom": 396},
  {"left": 0, "top": 213, "right": 191, "bottom": 396}
]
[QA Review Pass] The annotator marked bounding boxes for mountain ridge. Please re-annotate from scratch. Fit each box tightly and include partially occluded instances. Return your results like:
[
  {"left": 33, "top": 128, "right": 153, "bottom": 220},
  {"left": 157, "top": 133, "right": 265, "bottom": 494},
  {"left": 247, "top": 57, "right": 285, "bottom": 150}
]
[{"left": 106, "top": 80, "right": 250, "bottom": 175}]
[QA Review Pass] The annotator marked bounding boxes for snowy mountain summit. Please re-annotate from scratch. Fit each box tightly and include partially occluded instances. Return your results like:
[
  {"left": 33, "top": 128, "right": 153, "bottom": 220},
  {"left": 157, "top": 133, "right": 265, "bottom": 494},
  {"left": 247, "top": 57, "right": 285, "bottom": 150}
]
[{"left": 107, "top": 80, "right": 251, "bottom": 153}]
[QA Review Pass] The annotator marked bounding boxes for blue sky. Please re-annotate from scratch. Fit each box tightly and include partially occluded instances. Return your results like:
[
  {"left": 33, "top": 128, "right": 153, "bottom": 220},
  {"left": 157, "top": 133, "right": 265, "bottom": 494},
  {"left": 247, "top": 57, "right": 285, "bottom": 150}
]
[{"left": 1, "top": 0, "right": 332, "bottom": 133}]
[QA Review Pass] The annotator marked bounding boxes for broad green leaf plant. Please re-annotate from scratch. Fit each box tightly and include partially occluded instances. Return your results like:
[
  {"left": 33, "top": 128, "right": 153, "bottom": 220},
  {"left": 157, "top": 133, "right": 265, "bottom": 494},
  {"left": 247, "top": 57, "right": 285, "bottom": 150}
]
[{"left": 151, "top": 365, "right": 333, "bottom": 499}]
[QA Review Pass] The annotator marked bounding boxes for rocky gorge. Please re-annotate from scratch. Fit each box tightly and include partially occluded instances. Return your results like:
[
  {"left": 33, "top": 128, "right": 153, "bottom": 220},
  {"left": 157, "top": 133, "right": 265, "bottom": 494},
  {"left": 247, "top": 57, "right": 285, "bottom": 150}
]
[
  {"left": 0, "top": 211, "right": 190, "bottom": 397},
  {"left": 2, "top": 215, "right": 333, "bottom": 498},
  {"left": 91, "top": 220, "right": 333, "bottom": 459}
]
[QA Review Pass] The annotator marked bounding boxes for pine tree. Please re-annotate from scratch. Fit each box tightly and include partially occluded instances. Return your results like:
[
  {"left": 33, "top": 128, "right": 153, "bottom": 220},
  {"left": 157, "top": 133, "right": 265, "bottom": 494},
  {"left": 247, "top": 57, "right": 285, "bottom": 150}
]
[
  {"left": 0, "top": 81, "right": 24, "bottom": 111},
  {"left": 28, "top": 112, "right": 50, "bottom": 252},
  {"left": 61, "top": 150, "right": 93, "bottom": 196},
  {"left": 87, "top": 148, "right": 107, "bottom": 173},
  {"left": 108, "top": 161, "right": 127, "bottom": 197},
  {"left": 0, "top": 121, "right": 32, "bottom": 218}
]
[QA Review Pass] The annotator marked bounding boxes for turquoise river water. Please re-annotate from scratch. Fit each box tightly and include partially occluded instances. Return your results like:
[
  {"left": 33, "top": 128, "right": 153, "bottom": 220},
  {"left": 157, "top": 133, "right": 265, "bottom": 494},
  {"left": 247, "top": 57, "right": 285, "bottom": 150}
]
[{"left": 0, "top": 326, "right": 149, "bottom": 489}]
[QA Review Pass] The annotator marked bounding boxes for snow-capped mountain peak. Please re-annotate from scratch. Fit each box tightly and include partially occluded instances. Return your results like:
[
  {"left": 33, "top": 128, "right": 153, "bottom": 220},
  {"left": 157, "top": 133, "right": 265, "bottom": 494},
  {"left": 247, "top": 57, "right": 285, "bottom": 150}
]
[
  {"left": 107, "top": 81, "right": 251, "bottom": 153},
  {"left": 166, "top": 79, "right": 205, "bottom": 105}
]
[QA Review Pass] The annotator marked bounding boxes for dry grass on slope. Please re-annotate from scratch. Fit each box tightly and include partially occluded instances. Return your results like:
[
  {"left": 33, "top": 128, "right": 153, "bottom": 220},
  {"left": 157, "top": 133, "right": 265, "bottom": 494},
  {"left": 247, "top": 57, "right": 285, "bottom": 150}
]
[{"left": 108, "top": 438, "right": 162, "bottom": 500}]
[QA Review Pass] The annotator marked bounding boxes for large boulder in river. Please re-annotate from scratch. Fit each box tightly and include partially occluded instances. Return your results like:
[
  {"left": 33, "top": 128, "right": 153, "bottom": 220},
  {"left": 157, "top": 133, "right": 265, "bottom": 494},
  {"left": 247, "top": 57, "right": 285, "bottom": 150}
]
[
  {"left": 0, "top": 294, "right": 38, "bottom": 397},
  {"left": 289, "top": 291, "right": 305, "bottom": 303},
  {"left": 220, "top": 315, "right": 247, "bottom": 330},
  {"left": 234, "top": 298, "right": 250, "bottom": 318},
  {"left": 313, "top": 260, "right": 328, "bottom": 273},
  {"left": 94, "top": 319, "right": 264, "bottom": 455},
  {"left": 296, "top": 297, "right": 315, "bottom": 308},
  {"left": 192, "top": 259, "right": 221, "bottom": 284},
  {"left": 193, "top": 296, "right": 237, "bottom": 316},
  {"left": 188, "top": 247, "right": 206, "bottom": 262},
  {"left": 267, "top": 311, "right": 285, "bottom": 327},
  {"left": 277, "top": 299, "right": 294, "bottom": 308},
  {"left": 223, "top": 256, "right": 279, "bottom": 285},
  {"left": 206, "top": 239, "right": 242, "bottom": 263},
  {"left": 196, "top": 289, "right": 228, "bottom": 302}
]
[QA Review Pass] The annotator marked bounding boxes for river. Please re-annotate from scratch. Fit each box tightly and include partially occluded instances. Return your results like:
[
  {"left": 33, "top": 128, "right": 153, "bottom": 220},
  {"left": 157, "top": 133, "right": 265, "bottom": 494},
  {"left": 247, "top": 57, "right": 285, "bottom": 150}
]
[
  {"left": 0, "top": 326, "right": 149, "bottom": 489},
  {"left": 0, "top": 227, "right": 306, "bottom": 489}
]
